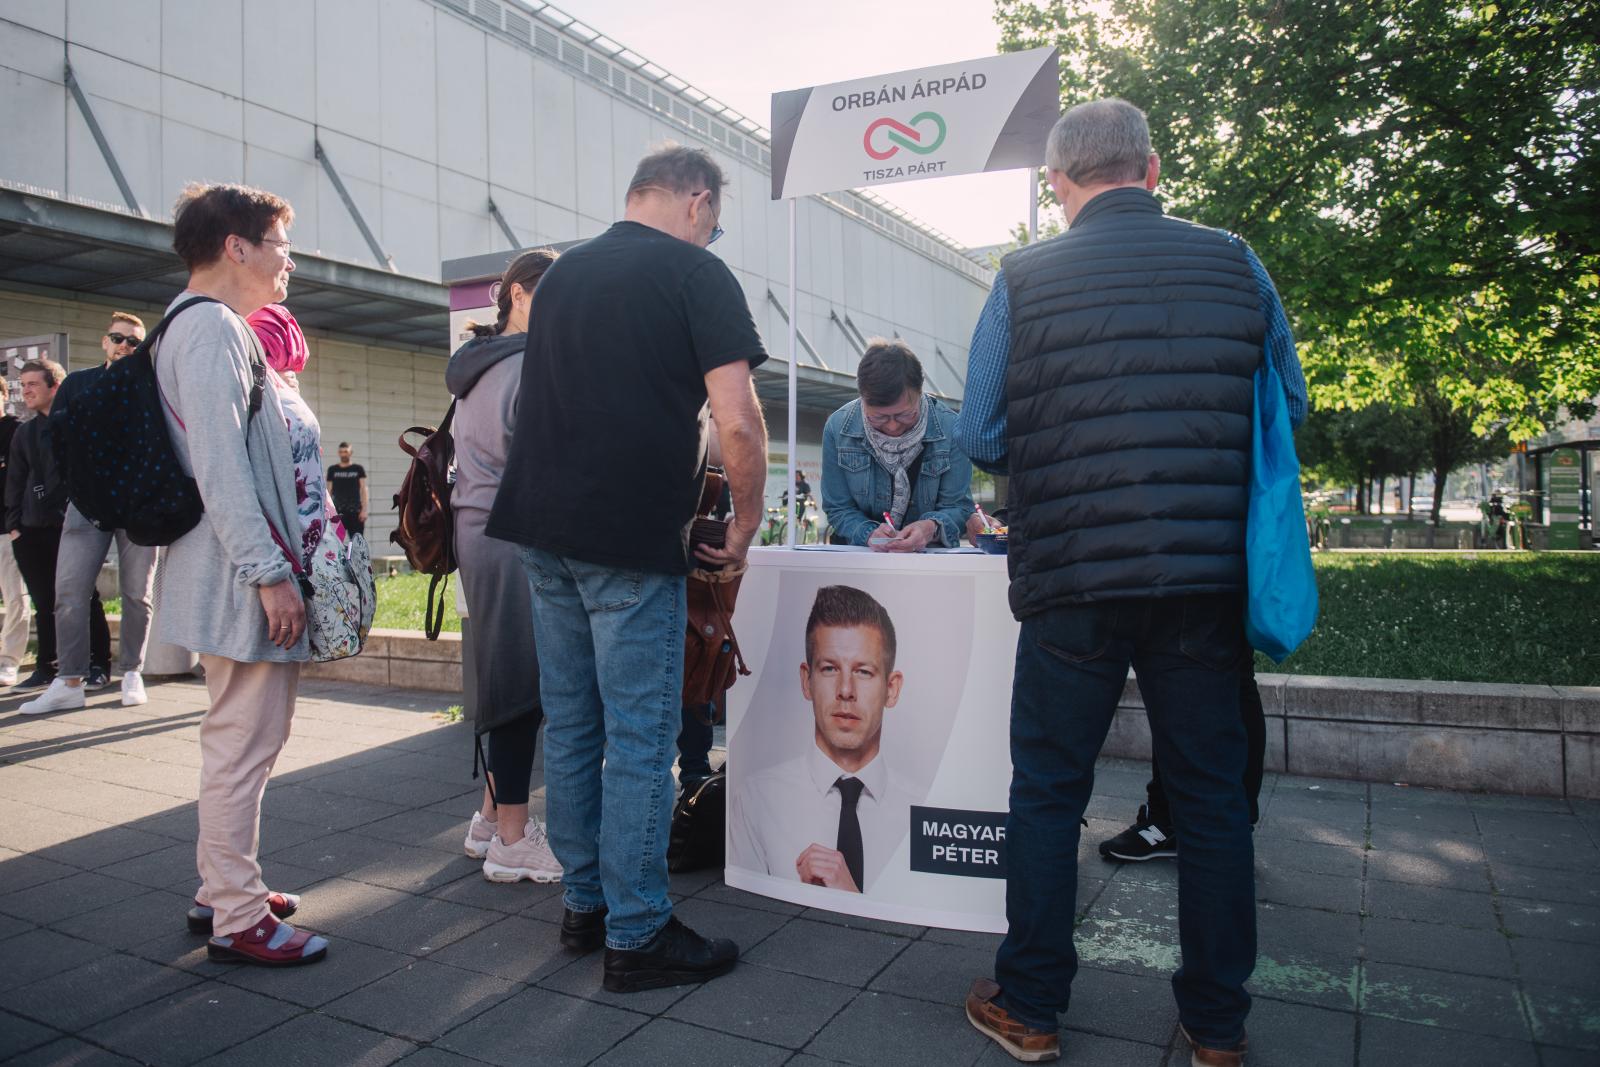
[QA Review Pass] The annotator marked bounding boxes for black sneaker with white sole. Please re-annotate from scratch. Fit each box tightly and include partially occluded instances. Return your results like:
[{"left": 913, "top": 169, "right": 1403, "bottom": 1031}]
[
  {"left": 14, "top": 670, "right": 55, "bottom": 691},
  {"left": 1098, "top": 805, "right": 1177, "bottom": 862},
  {"left": 84, "top": 667, "right": 111, "bottom": 692}
]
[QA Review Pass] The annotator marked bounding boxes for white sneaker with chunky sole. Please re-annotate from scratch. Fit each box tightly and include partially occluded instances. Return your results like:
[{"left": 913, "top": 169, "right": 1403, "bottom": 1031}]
[
  {"left": 463, "top": 811, "right": 497, "bottom": 859},
  {"left": 482, "top": 821, "right": 562, "bottom": 884},
  {"left": 121, "top": 671, "right": 148, "bottom": 707},
  {"left": 20, "top": 678, "right": 86, "bottom": 715}
]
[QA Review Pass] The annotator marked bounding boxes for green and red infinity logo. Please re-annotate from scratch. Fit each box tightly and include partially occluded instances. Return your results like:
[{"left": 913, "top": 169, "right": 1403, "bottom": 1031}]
[{"left": 863, "top": 112, "right": 947, "bottom": 160}]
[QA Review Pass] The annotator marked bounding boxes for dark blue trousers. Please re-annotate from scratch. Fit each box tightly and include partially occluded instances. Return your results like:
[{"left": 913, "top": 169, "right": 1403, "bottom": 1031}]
[{"left": 994, "top": 594, "right": 1255, "bottom": 1047}]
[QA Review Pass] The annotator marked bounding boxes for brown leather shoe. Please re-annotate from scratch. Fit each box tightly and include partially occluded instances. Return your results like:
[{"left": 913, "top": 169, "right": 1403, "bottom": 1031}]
[
  {"left": 965, "top": 978, "right": 1060, "bottom": 1062},
  {"left": 1180, "top": 1022, "right": 1248, "bottom": 1066}
]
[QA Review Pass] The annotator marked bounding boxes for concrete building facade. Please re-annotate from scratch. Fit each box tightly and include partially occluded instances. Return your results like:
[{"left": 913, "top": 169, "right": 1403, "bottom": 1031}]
[{"left": 0, "top": 0, "right": 995, "bottom": 546}]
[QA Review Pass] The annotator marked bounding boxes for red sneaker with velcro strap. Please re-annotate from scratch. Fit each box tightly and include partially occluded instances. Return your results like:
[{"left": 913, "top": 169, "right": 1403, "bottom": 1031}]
[
  {"left": 207, "top": 913, "right": 328, "bottom": 967},
  {"left": 187, "top": 891, "right": 299, "bottom": 934}
]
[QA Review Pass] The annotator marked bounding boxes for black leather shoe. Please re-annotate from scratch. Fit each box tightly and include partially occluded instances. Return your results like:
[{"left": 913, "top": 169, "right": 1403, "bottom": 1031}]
[
  {"left": 560, "top": 906, "right": 607, "bottom": 953},
  {"left": 602, "top": 916, "right": 737, "bottom": 993}
]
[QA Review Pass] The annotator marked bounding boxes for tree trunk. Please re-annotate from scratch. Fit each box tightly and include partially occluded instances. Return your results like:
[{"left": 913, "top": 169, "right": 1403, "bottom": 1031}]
[
  {"left": 1377, "top": 476, "right": 1386, "bottom": 514},
  {"left": 1355, "top": 478, "right": 1367, "bottom": 514},
  {"left": 1407, "top": 473, "right": 1417, "bottom": 517},
  {"left": 1431, "top": 467, "right": 1447, "bottom": 525}
]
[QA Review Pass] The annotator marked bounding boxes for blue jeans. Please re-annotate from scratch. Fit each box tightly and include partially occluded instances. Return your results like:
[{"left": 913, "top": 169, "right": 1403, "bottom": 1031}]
[
  {"left": 994, "top": 594, "right": 1255, "bottom": 1047},
  {"left": 519, "top": 547, "right": 685, "bottom": 950}
]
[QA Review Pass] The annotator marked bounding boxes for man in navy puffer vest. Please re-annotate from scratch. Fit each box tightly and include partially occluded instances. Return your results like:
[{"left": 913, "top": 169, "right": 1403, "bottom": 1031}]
[{"left": 957, "top": 99, "right": 1306, "bottom": 1067}]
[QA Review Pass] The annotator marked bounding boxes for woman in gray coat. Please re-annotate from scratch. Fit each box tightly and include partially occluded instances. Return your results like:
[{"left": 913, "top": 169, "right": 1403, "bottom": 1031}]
[
  {"left": 154, "top": 182, "right": 327, "bottom": 967},
  {"left": 450, "top": 249, "right": 562, "bottom": 883}
]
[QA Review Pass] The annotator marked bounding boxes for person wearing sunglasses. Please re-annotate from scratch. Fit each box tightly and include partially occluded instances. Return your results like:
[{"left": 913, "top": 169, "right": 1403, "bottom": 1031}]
[
  {"left": 19, "top": 312, "right": 161, "bottom": 714},
  {"left": 821, "top": 340, "right": 975, "bottom": 552}
]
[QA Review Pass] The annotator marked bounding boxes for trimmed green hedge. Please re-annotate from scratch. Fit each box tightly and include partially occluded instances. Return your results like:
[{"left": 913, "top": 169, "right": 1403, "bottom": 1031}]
[
  {"left": 360, "top": 553, "right": 1598, "bottom": 686},
  {"left": 1260, "top": 552, "right": 1599, "bottom": 686}
]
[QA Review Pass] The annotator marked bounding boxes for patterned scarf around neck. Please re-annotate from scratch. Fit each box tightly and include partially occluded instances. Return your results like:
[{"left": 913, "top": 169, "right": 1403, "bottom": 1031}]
[{"left": 862, "top": 395, "right": 929, "bottom": 528}]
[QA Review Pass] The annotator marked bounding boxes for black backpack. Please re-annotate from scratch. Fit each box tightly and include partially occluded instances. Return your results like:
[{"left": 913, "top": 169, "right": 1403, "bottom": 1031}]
[
  {"left": 54, "top": 296, "right": 261, "bottom": 547},
  {"left": 666, "top": 769, "right": 727, "bottom": 873}
]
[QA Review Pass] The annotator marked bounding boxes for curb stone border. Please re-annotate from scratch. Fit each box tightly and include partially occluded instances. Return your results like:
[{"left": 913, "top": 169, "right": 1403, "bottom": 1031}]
[{"left": 301, "top": 627, "right": 1600, "bottom": 800}]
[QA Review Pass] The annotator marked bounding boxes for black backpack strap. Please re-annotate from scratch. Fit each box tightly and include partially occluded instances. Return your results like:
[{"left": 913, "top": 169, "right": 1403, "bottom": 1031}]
[
  {"left": 140, "top": 296, "right": 223, "bottom": 360},
  {"left": 438, "top": 400, "right": 457, "bottom": 434},
  {"left": 239, "top": 328, "right": 269, "bottom": 423},
  {"left": 424, "top": 572, "right": 450, "bottom": 641},
  {"left": 145, "top": 295, "right": 264, "bottom": 424}
]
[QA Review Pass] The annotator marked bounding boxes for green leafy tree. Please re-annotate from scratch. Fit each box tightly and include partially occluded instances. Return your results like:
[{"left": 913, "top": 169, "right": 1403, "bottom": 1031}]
[
  {"left": 1298, "top": 402, "right": 1429, "bottom": 513},
  {"left": 995, "top": 0, "right": 1600, "bottom": 442}
]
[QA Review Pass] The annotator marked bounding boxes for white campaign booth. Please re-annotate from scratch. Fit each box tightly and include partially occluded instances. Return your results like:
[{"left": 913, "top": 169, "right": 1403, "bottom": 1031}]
[
  {"left": 724, "top": 547, "right": 1017, "bottom": 932},
  {"left": 723, "top": 49, "right": 1059, "bottom": 931}
]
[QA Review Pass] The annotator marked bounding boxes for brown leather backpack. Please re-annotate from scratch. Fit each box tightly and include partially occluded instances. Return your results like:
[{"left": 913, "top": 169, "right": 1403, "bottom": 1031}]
[
  {"left": 391, "top": 402, "right": 457, "bottom": 639},
  {"left": 683, "top": 561, "right": 748, "bottom": 709},
  {"left": 683, "top": 468, "right": 750, "bottom": 710}
]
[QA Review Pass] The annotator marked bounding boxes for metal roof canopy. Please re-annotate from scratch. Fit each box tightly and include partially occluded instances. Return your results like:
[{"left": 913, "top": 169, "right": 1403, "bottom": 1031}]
[
  {"left": 441, "top": 240, "right": 589, "bottom": 286},
  {"left": 0, "top": 190, "right": 945, "bottom": 419},
  {"left": 0, "top": 189, "right": 449, "bottom": 351}
]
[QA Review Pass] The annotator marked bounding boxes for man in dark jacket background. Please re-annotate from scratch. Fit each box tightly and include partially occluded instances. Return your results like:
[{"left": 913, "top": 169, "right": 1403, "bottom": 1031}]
[
  {"left": 25, "top": 312, "right": 159, "bottom": 715},
  {"left": 955, "top": 99, "right": 1306, "bottom": 1067},
  {"left": 5, "top": 358, "right": 83, "bottom": 693},
  {"left": 0, "top": 376, "right": 27, "bottom": 687}
]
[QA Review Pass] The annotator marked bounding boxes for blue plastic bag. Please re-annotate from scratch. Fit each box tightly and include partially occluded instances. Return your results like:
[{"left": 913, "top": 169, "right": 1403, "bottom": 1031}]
[{"left": 1245, "top": 357, "right": 1318, "bottom": 661}]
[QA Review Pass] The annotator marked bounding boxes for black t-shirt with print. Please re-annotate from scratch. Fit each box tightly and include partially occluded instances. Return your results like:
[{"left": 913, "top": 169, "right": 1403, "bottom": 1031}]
[
  {"left": 487, "top": 221, "right": 768, "bottom": 574},
  {"left": 327, "top": 463, "right": 366, "bottom": 513}
]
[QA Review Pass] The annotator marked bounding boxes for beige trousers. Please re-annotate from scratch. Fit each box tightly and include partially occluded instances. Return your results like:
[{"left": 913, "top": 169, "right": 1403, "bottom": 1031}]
[
  {"left": 195, "top": 654, "right": 302, "bottom": 936},
  {"left": 0, "top": 536, "right": 30, "bottom": 670}
]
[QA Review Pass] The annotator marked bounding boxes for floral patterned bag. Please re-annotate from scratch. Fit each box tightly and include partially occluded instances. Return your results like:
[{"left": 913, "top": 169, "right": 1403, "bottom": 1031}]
[
  {"left": 268, "top": 518, "right": 375, "bottom": 663},
  {"left": 303, "top": 522, "right": 376, "bottom": 662}
]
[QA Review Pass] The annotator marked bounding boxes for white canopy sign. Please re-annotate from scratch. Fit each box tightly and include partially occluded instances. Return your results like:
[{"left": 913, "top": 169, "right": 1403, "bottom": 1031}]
[{"left": 769, "top": 47, "right": 1060, "bottom": 200}]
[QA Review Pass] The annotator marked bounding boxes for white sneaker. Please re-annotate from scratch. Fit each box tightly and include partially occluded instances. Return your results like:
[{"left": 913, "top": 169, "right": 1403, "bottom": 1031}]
[
  {"left": 20, "top": 678, "right": 87, "bottom": 715},
  {"left": 463, "top": 811, "right": 497, "bottom": 859},
  {"left": 482, "top": 821, "right": 562, "bottom": 884},
  {"left": 121, "top": 671, "right": 148, "bottom": 707},
  {"left": 0, "top": 664, "right": 17, "bottom": 686}
]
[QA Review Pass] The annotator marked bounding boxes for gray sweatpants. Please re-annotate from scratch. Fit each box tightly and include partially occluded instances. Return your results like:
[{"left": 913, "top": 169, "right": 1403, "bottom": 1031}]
[{"left": 55, "top": 504, "right": 159, "bottom": 678}]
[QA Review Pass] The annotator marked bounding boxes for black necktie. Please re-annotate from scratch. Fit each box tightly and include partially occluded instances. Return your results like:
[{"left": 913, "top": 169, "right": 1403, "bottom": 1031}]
[{"left": 834, "top": 776, "right": 865, "bottom": 890}]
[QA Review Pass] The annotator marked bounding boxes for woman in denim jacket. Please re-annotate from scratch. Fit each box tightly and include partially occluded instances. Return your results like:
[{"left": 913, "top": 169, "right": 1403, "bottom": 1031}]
[{"left": 821, "top": 340, "right": 976, "bottom": 551}]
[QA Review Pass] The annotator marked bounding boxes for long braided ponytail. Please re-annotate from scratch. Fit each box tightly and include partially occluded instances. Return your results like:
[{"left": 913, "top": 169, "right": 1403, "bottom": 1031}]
[{"left": 465, "top": 247, "right": 559, "bottom": 337}]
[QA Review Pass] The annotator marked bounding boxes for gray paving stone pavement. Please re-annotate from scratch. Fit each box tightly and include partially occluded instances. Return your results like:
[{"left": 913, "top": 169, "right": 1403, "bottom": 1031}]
[{"left": 2, "top": 675, "right": 1597, "bottom": 1066}]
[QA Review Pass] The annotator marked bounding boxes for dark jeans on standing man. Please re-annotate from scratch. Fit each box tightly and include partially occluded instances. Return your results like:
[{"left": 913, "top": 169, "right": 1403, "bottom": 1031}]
[
  {"left": 337, "top": 510, "right": 365, "bottom": 537},
  {"left": 994, "top": 593, "right": 1255, "bottom": 1048},
  {"left": 676, "top": 699, "right": 716, "bottom": 786},
  {"left": 1147, "top": 662, "right": 1266, "bottom": 827},
  {"left": 12, "top": 524, "right": 109, "bottom": 677}
]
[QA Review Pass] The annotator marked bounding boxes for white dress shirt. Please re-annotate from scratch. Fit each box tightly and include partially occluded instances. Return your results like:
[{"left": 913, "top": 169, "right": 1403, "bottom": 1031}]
[{"left": 729, "top": 739, "right": 919, "bottom": 893}]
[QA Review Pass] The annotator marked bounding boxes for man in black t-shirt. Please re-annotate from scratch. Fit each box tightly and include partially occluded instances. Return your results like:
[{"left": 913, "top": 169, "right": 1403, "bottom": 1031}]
[
  {"left": 326, "top": 443, "right": 367, "bottom": 535},
  {"left": 488, "top": 145, "right": 768, "bottom": 993}
]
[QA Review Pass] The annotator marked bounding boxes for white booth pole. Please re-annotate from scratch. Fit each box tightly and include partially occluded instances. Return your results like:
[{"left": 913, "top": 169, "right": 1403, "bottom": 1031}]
[
  {"left": 786, "top": 199, "right": 799, "bottom": 548},
  {"left": 769, "top": 48, "right": 1061, "bottom": 549},
  {"left": 1028, "top": 167, "right": 1039, "bottom": 243}
]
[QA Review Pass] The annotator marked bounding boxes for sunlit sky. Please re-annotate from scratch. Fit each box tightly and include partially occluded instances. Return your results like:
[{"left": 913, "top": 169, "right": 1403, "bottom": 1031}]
[{"left": 552, "top": 0, "right": 1038, "bottom": 249}]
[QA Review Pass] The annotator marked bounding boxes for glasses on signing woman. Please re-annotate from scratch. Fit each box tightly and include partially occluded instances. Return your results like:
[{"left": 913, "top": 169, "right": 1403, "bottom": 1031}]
[{"left": 865, "top": 409, "right": 920, "bottom": 429}]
